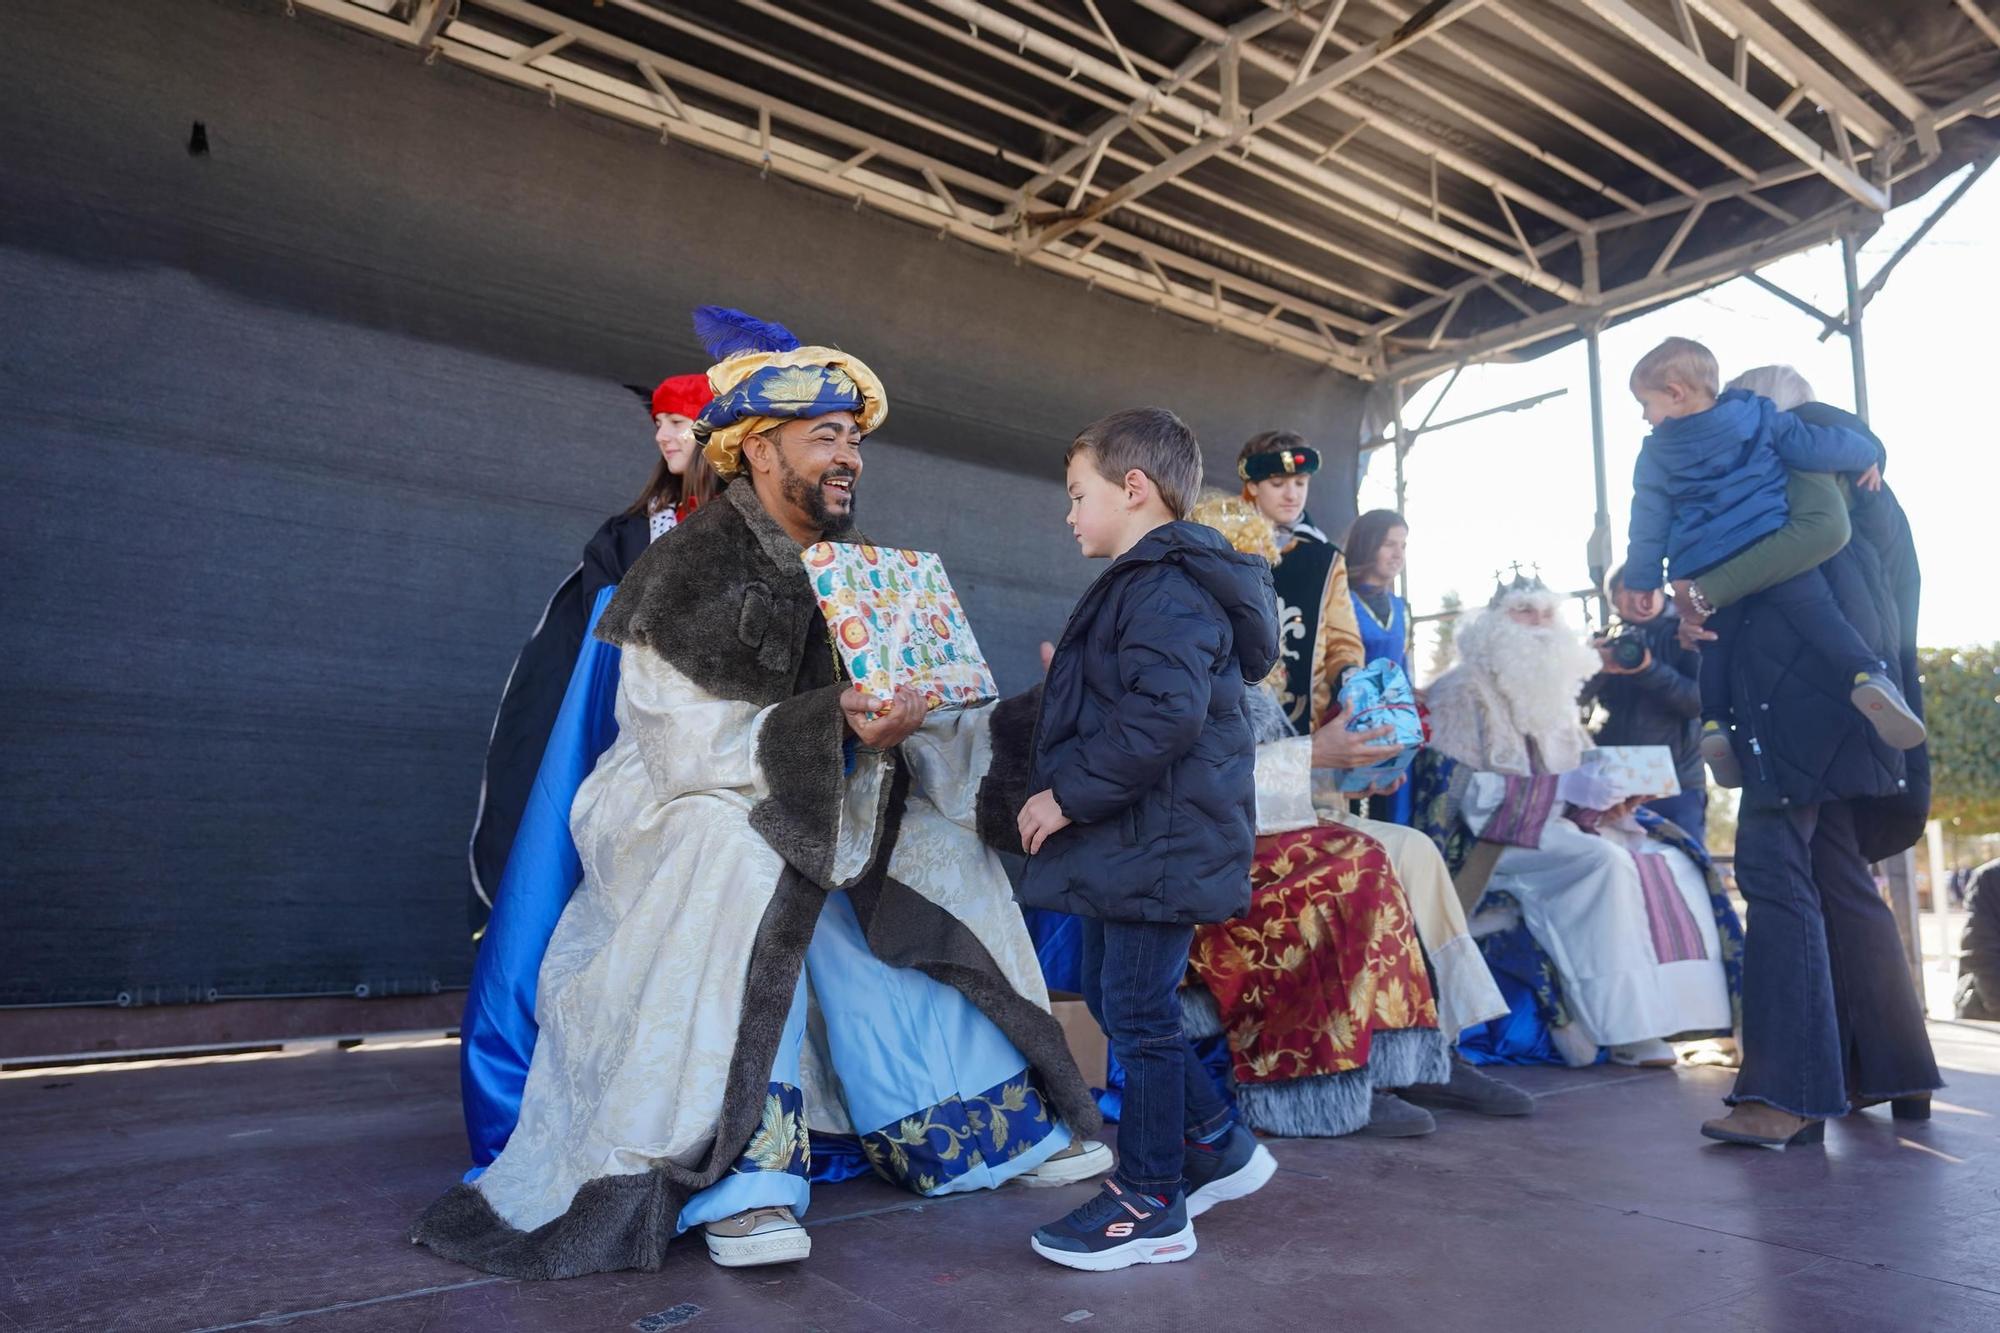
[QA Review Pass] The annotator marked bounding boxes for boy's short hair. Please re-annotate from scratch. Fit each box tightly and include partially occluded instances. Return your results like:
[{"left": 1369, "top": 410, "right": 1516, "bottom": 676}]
[
  {"left": 1067, "top": 407, "right": 1203, "bottom": 519},
  {"left": 1629, "top": 337, "right": 1720, "bottom": 398}
]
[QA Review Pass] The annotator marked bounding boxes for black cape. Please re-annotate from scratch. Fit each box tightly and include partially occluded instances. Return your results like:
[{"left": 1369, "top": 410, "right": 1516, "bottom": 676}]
[{"left": 468, "top": 511, "right": 652, "bottom": 935}]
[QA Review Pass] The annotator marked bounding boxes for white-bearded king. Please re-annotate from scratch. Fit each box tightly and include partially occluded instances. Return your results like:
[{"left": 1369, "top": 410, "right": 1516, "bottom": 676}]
[{"left": 1412, "top": 576, "right": 1741, "bottom": 1067}]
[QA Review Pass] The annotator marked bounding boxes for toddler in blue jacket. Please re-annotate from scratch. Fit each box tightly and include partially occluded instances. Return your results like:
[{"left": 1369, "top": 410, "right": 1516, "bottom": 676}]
[
  {"left": 1623, "top": 337, "right": 1923, "bottom": 785},
  {"left": 1016, "top": 407, "right": 1280, "bottom": 1273}
]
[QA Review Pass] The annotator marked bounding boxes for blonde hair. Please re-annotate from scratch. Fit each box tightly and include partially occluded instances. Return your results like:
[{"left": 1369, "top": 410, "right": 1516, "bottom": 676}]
[
  {"left": 1186, "top": 489, "right": 1280, "bottom": 564},
  {"left": 1629, "top": 336, "right": 1720, "bottom": 398}
]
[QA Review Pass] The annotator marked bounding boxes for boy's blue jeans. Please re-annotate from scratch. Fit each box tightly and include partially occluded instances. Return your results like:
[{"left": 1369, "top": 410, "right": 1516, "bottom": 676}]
[{"left": 1079, "top": 918, "right": 1233, "bottom": 1197}]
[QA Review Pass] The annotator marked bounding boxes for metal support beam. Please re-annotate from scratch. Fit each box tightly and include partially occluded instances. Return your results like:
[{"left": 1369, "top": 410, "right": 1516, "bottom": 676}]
[
  {"left": 1585, "top": 324, "right": 1612, "bottom": 622},
  {"left": 1482, "top": 3, "right": 1763, "bottom": 184},
  {"left": 1927, "top": 819, "right": 1951, "bottom": 1010},
  {"left": 1125, "top": 0, "right": 1597, "bottom": 234},
  {"left": 1575, "top": 0, "right": 1890, "bottom": 209},
  {"left": 1766, "top": 0, "right": 1932, "bottom": 125},
  {"left": 319, "top": 0, "right": 1379, "bottom": 372},
  {"left": 413, "top": 0, "right": 453, "bottom": 48},
  {"left": 1294, "top": 0, "right": 1350, "bottom": 85},
  {"left": 1842, "top": 230, "right": 1870, "bottom": 422},
  {"left": 1014, "top": 0, "right": 1496, "bottom": 256},
  {"left": 1745, "top": 272, "right": 1847, "bottom": 338},
  {"left": 1882, "top": 848, "right": 1926, "bottom": 997},
  {"left": 1391, "top": 379, "right": 1410, "bottom": 609},
  {"left": 1363, "top": 387, "right": 1569, "bottom": 449},
  {"left": 1691, "top": 0, "right": 1895, "bottom": 147},
  {"left": 1384, "top": 202, "right": 1870, "bottom": 378},
  {"left": 1854, "top": 153, "right": 1997, "bottom": 310},
  {"left": 1360, "top": 0, "right": 1694, "bottom": 203},
  {"left": 935, "top": 0, "right": 1584, "bottom": 299},
  {"left": 1961, "top": 0, "right": 2000, "bottom": 54}
]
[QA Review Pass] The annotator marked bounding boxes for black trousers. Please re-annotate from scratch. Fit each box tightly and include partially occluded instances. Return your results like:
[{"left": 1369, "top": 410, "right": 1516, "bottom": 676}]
[{"left": 1730, "top": 800, "right": 1940, "bottom": 1117}]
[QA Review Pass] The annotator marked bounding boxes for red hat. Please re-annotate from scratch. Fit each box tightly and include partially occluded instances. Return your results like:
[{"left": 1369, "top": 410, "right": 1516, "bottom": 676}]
[{"left": 651, "top": 373, "right": 714, "bottom": 421}]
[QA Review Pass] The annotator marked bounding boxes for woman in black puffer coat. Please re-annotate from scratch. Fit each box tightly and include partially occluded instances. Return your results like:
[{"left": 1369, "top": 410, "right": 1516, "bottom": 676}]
[{"left": 1704, "top": 383, "right": 1941, "bottom": 1148}]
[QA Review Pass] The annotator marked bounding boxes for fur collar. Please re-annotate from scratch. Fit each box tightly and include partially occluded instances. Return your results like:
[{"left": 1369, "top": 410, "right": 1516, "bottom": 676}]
[{"left": 597, "top": 479, "right": 830, "bottom": 706}]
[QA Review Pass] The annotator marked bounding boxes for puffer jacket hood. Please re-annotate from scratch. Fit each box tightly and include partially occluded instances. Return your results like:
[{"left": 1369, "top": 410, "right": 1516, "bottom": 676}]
[{"left": 1116, "top": 521, "right": 1281, "bottom": 683}]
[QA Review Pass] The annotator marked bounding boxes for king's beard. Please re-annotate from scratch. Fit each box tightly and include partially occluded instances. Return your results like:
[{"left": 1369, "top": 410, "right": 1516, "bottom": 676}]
[
  {"left": 775, "top": 445, "right": 857, "bottom": 537},
  {"left": 1456, "top": 606, "right": 1599, "bottom": 745}
]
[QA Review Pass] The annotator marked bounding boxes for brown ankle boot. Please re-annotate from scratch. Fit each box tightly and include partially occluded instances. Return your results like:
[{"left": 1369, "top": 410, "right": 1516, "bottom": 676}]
[{"left": 1701, "top": 1103, "right": 1824, "bottom": 1147}]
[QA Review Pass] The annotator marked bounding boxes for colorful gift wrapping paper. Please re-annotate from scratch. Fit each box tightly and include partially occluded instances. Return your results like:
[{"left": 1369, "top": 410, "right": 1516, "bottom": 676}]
[
  {"left": 801, "top": 542, "right": 998, "bottom": 711},
  {"left": 1577, "top": 745, "right": 1682, "bottom": 801}
]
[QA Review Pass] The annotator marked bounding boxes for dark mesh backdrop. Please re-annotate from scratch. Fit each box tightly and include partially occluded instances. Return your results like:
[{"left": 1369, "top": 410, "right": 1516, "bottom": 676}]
[{"left": 0, "top": 0, "right": 1364, "bottom": 1008}]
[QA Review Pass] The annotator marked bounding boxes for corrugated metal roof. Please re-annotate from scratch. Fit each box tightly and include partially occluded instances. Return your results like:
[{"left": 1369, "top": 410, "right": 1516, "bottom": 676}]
[{"left": 303, "top": 0, "right": 2000, "bottom": 377}]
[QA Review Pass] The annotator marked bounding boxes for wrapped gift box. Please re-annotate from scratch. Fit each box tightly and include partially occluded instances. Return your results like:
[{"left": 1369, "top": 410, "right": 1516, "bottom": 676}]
[
  {"left": 1330, "top": 658, "right": 1423, "bottom": 793},
  {"left": 1577, "top": 745, "right": 1682, "bottom": 801},
  {"left": 801, "top": 542, "right": 998, "bottom": 711}
]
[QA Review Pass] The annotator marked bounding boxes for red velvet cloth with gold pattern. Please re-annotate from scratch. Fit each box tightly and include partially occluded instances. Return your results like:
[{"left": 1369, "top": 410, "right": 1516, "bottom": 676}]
[{"left": 1189, "top": 823, "right": 1440, "bottom": 1086}]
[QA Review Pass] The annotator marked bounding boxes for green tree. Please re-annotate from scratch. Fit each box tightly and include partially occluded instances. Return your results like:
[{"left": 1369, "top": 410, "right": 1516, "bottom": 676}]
[
  {"left": 1920, "top": 644, "right": 2000, "bottom": 834},
  {"left": 1427, "top": 589, "right": 1464, "bottom": 680}
]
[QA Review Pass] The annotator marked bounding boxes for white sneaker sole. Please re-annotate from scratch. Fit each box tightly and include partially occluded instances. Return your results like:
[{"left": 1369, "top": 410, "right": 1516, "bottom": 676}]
[
  {"left": 1700, "top": 735, "right": 1742, "bottom": 789},
  {"left": 1013, "top": 1139, "right": 1115, "bottom": 1188},
  {"left": 705, "top": 1227, "right": 812, "bottom": 1268},
  {"left": 1851, "top": 682, "right": 1927, "bottom": 750},
  {"left": 1030, "top": 1221, "right": 1198, "bottom": 1272},
  {"left": 1186, "top": 1143, "right": 1276, "bottom": 1218}
]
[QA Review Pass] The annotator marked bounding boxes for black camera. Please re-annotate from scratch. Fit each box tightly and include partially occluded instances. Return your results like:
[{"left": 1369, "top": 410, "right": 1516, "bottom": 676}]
[{"left": 1603, "top": 632, "right": 1649, "bottom": 670}]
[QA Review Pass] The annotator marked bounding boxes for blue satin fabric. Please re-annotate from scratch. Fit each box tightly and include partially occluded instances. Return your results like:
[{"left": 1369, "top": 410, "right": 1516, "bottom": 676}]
[
  {"left": 679, "top": 892, "right": 1069, "bottom": 1228},
  {"left": 1351, "top": 587, "right": 1414, "bottom": 824},
  {"left": 460, "top": 587, "right": 624, "bottom": 1174},
  {"left": 1453, "top": 920, "right": 1575, "bottom": 1067},
  {"left": 1025, "top": 908, "right": 1085, "bottom": 995},
  {"left": 697, "top": 362, "right": 865, "bottom": 439}
]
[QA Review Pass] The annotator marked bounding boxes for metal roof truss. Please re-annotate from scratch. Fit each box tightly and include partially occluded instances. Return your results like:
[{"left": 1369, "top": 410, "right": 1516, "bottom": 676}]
[{"left": 291, "top": 0, "right": 2000, "bottom": 382}]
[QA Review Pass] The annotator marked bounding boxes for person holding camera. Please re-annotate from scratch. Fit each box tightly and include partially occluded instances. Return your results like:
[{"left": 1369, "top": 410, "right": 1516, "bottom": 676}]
[{"left": 1583, "top": 565, "right": 1706, "bottom": 843}]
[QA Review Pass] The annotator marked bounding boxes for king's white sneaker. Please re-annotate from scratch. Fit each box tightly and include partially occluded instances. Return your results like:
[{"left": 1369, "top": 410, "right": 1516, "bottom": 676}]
[
  {"left": 1015, "top": 1137, "right": 1115, "bottom": 1188},
  {"left": 703, "top": 1206, "right": 811, "bottom": 1267}
]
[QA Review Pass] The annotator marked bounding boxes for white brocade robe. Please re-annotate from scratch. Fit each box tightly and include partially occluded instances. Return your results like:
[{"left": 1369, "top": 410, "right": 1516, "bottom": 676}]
[
  {"left": 471, "top": 645, "right": 1050, "bottom": 1233},
  {"left": 1461, "top": 774, "right": 1731, "bottom": 1046}
]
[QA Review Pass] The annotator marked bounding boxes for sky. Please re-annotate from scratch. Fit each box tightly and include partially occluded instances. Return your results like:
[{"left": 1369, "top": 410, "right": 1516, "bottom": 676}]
[{"left": 1354, "top": 161, "right": 2000, "bottom": 669}]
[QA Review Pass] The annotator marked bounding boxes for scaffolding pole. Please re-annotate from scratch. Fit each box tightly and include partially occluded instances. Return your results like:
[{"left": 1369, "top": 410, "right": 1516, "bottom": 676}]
[
  {"left": 1835, "top": 225, "right": 1925, "bottom": 993},
  {"left": 1391, "top": 378, "right": 1410, "bottom": 617},
  {"left": 1584, "top": 324, "right": 1612, "bottom": 628},
  {"left": 1841, "top": 230, "right": 1870, "bottom": 422}
]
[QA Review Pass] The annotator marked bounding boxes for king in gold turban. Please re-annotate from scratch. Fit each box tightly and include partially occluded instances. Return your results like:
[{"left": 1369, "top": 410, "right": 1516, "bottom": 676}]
[{"left": 690, "top": 306, "right": 888, "bottom": 480}]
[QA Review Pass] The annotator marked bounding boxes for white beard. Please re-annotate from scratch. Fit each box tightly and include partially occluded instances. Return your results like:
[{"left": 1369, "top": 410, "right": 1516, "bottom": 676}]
[{"left": 1427, "top": 597, "right": 1598, "bottom": 775}]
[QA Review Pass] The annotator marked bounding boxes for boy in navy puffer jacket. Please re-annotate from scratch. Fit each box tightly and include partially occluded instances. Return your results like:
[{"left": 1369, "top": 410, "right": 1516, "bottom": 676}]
[
  {"left": 1017, "top": 408, "right": 1279, "bottom": 1273},
  {"left": 1622, "top": 337, "right": 1923, "bottom": 786}
]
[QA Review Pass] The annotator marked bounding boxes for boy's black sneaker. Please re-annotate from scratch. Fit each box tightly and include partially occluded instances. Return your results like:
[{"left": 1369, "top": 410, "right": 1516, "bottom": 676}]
[
  {"left": 1029, "top": 1178, "right": 1196, "bottom": 1271},
  {"left": 1182, "top": 1123, "right": 1277, "bottom": 1217}
]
